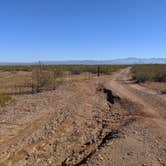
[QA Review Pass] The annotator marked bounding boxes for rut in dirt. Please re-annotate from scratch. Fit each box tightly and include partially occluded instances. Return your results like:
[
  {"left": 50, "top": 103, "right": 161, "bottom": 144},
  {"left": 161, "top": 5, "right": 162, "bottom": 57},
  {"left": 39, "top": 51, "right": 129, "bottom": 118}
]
[
  {"left": 61, "top": 87, "right": 121, "bottom": 166},
  {"left": 61, "top": 86, "right": 140, "bottom": 166},
  {"left": 74, "top": 130, "right": 119, "bottom": 166}
]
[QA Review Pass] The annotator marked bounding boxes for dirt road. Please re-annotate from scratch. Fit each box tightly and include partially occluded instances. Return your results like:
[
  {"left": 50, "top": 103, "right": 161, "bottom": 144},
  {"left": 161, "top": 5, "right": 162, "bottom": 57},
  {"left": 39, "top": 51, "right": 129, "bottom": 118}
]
[
  {"left": 0, "top": 68, "right": 166, "bottom": 166},
  {"left": 84, "top": 67, "right": 166, "bottom": 166},
  {"left": 107, "top": 67, "right": 166, "bottom": 118}
]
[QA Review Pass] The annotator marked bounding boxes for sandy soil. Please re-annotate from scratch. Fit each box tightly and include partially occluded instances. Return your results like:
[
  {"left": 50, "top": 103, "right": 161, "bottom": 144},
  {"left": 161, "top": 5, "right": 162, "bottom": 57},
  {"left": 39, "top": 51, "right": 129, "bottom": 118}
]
[
  {"left": 140, "top": 81, "right": 166, "bottom": 94},
  {"left": 0, "top": 68, "right": 166, "bottom": 166},
  {"left": 84, "top": 68, "right": 166, "bottom": 166}
]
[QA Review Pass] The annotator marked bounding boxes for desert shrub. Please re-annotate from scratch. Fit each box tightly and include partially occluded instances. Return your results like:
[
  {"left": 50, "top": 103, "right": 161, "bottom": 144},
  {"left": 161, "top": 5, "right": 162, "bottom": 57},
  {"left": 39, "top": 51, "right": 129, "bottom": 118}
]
[
  {"left": 0, "top": 65, "right": 32, "bottom": 71},
  {"left": 60, "top": 65, "right": 126, "bottom": 75},
  {"left": 0, "top": 64, "right": 126, "bottom": 75},
  {"left": 132, "top": 64, "right": 166, "bottom": 82},
  {"left": 32, "top": 64, "right": 64, "bottom": 93},
  {"left": 0, "top": 95, "right": 15, "bottom": 107},
  {"left": 0, "top": 64, "right": 126, "bottom": 94}
]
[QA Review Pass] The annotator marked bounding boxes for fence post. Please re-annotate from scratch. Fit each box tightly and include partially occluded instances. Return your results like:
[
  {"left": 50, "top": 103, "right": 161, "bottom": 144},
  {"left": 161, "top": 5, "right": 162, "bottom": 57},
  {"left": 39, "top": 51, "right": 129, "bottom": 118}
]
[{"left": 97, "top": 66, "right": 100, "bottom": 77}]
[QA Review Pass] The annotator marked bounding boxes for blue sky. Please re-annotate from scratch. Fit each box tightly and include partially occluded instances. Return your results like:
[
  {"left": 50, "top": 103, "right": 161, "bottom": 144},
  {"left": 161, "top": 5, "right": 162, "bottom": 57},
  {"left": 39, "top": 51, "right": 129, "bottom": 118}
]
[{"left": 0, "top": 0, "right": 166, "bottom": 62}]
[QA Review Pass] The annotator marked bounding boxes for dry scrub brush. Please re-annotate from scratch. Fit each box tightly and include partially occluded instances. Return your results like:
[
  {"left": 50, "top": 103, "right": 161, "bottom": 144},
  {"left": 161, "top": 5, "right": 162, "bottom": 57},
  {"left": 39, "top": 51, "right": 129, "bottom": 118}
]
[{"left": 131, "top": 64, "right": 166, "bottom": 82}]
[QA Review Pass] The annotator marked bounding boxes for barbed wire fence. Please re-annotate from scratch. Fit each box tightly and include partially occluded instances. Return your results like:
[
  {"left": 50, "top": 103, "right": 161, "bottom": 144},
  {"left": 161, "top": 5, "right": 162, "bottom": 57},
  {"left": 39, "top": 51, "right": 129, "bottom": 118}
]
[{"left": 1, "top": 63, "right": 104, "bottom": 95}]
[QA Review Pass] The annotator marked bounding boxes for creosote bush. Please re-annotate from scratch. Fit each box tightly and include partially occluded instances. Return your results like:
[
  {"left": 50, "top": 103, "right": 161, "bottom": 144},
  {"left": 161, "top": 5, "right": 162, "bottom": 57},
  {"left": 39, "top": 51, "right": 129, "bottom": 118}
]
[{"left": 132, "top": 64, "right": 166, "bottom": 82}]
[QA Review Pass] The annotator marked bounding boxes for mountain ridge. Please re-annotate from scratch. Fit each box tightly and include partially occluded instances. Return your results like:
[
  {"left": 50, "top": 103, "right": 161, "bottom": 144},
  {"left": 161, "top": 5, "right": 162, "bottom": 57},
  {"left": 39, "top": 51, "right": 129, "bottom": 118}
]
[{"left": 0, "top": 58, "right": 166, "bottom": 65}]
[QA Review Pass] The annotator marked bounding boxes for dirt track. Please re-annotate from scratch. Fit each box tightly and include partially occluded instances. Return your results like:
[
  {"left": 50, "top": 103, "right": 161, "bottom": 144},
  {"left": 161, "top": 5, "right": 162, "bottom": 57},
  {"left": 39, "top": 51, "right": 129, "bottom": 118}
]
[
  {"left": 0, "top": 68, "right": 166, "bottom": 166},
  {"left": 85, "top": 68, "right": 166, "bottom": 166}
]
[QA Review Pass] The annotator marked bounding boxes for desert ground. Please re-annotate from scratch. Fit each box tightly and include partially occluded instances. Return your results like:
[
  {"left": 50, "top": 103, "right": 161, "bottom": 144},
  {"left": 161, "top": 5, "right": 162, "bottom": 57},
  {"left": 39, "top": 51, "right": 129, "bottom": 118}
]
[{"left": 0, "top": 67, "right": 166, "bottom": 166}]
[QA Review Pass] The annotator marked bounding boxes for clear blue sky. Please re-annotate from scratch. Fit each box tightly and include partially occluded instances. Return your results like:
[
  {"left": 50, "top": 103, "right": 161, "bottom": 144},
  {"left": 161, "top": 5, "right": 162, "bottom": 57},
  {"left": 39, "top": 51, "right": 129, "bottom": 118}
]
[{"left": 0, "top": 0, "right": 166, "bottom": 62}]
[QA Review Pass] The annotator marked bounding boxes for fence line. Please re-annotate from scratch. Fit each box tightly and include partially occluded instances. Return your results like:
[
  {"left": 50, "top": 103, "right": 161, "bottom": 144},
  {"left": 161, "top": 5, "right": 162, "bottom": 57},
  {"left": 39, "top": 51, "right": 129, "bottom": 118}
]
[{"left": 1, "top": 64, "right": 105, "bottom": 95}]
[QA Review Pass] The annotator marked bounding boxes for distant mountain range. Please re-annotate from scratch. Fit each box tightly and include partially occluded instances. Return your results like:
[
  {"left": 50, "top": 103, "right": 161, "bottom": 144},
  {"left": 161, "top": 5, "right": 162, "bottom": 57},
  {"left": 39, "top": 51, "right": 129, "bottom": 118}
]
[{"left": 0, "top": 58, "right": 166, "bottom": 65}]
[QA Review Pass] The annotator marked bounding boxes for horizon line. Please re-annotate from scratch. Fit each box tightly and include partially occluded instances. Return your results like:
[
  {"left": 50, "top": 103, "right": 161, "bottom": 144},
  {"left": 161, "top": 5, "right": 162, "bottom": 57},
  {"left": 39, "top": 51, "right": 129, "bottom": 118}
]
[{"left": 0, "top": 57, "right": 166, "bottom": 63}]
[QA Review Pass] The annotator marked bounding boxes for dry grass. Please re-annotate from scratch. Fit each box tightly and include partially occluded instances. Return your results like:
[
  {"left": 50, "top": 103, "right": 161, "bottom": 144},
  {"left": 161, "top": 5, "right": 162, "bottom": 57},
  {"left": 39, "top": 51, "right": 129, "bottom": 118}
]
[
  {"left": 0, "top": 71, "right": 32, "bottom": 94},
  {"left": 0, "top": 95, "right": 15, "bottom": 107},
  {"left": 0, "top": 65, "right": 126, "bottom": 95}
]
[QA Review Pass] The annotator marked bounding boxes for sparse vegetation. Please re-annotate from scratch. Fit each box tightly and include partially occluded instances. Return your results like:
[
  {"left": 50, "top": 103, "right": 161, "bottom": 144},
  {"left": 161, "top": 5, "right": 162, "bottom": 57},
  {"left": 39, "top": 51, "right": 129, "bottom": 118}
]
[
  {"left": 0, "top": 65, "right": 32, "bottom": 71},
  {"left": 132, "top": 64, "right": 166, "bottom": 82},
  {"left": 32, "top": 64, "right": 64, "bottom": 93},
  {"left": 0, "top": 95, "right": 15, "bottom": 107},
  {"left": 0, "top": 64, "right": 126, "bottom": 74},
  {"left": 31, "top": 64, "right": 126, "bottom": 93},
  {"left": 0, "top": 66, "right": 166, "bottom": 165},
  {"left": 0, "top": 64, "right": 126, "bottom": 94}
]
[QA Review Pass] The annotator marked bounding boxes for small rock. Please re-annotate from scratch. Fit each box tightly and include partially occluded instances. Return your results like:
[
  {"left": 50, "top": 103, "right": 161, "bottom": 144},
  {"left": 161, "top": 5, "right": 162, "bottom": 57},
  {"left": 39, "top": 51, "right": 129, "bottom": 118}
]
[{"left": 127, "top": 152, "right": 133, "bottom": 156}]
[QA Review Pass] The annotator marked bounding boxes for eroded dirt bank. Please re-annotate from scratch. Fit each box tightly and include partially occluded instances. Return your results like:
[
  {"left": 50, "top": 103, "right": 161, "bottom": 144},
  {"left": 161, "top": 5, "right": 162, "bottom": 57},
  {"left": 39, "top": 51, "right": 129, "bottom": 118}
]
[
  {"left": 0, "top": 76, "right": 133, "bottom": 166},
  {"left": 0, "top": 68, "right": 166, "bottom": 166}
]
